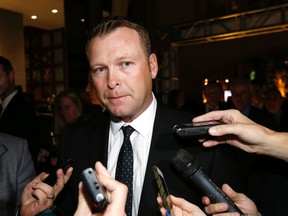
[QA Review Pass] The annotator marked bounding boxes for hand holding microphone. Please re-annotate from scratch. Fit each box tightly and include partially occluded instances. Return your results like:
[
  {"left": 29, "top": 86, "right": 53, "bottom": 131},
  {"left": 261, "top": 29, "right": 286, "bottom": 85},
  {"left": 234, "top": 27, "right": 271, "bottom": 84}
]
[{"left": 172, "top": 149, "right": 244, "bottom": 215}]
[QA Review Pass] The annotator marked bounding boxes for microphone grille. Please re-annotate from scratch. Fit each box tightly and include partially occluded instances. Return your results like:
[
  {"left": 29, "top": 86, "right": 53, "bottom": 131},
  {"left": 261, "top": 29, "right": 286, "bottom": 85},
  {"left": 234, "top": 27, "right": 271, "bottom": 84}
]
[{"left": 172, "top": 149, "right": 200, "bottom": 178}]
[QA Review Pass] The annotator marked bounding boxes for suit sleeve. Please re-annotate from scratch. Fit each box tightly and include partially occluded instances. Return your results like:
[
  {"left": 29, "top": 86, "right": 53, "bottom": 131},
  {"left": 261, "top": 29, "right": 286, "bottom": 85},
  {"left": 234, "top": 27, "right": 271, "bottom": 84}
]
[{"left": 16, "top": 139, "right": 36, "bottom": 206}]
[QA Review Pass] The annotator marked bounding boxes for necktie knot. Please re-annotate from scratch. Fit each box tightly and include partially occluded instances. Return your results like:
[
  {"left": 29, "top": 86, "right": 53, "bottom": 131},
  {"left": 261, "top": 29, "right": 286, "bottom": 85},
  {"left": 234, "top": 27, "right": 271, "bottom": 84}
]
[{"left": 122, "top": 125, "right": 135, "bottom": 140}]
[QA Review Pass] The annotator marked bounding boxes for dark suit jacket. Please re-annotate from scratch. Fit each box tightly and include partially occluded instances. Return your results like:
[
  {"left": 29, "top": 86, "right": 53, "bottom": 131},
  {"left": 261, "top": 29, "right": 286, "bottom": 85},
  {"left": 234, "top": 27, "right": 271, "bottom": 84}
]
[
  {"left": 0, "top": 92, "right": 40, "bottom": 162},
  {"left": 247, "top": 105, "right": 277, "bottom": 130},
  {"left": 192, "top": 102, "right": 229, "bottom": 116},
  {"left": 57, "top": 103, "right": 247, "bottom": 215},
  {"left": 0, "top": 133, "right": 36, "bottom": 216}
]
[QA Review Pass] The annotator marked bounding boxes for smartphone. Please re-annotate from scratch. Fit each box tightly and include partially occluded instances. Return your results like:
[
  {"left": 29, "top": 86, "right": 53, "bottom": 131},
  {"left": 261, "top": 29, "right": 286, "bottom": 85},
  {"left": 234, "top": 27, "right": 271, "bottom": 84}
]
[
  {"left": 173, "top": 120, "right": 225, "bottom": 137},
  {"left": 152, "top": 166, "right": 171, "bottom": 216},
  {"left": 43, "top": 158, "right": 75, "bottom": 186},
  {"left": 81, "top": 167, "right": 107, "bottom": 212}
]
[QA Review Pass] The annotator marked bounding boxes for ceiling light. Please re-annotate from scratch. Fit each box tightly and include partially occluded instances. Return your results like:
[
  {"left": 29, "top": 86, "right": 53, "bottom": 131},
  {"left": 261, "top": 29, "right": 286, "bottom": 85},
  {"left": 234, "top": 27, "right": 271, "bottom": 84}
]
[
  {"left": 31, "top": 15, "right": 37, "bottom": 19},
  {"left": 51, "top": 9, "right": 58, "bottom": 14}
]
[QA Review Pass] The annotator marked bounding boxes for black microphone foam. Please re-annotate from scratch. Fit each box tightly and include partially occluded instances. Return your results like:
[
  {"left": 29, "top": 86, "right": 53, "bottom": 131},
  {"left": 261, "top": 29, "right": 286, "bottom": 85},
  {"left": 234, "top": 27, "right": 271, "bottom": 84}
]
[{"left": 172, "top": 149, "right": 243, "bottom": 214}]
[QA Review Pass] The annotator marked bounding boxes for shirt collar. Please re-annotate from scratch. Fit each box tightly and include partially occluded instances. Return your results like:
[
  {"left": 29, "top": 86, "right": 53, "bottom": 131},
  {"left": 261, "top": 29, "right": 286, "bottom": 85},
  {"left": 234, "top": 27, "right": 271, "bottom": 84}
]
[
  {"left": 110, "top": 93, "right": 157, "bottom": 137},
  {"left": 2, "top": 89, "right": 18, "bottom": 110}
]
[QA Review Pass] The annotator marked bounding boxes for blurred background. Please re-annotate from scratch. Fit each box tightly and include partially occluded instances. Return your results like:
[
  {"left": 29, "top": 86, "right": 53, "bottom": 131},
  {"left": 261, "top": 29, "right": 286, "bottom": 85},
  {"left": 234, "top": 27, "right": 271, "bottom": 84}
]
[{"left": 1, "top": 0, "right": 288, "bottom": 108}]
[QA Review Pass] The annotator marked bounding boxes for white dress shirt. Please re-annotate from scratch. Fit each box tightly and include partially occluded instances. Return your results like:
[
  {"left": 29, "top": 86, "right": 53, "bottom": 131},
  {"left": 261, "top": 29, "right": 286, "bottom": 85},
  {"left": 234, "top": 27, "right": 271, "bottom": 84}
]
[{"left": 107, "top": 94, "right": 157, "bottom": 216}]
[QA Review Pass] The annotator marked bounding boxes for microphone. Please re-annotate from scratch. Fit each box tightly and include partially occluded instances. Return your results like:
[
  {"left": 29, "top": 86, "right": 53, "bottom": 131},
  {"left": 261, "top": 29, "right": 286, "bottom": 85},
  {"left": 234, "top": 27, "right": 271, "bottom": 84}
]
[{"left": 172, "top": 149, "right": 243, "bottom": 214}]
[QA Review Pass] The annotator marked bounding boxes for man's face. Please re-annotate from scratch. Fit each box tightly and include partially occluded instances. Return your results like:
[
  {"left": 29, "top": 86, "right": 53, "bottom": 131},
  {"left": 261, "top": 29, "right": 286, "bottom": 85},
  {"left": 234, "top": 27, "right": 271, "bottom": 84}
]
[
  {"left": 86, "top": 27, "right": 158, "bottom": 122},
  {"left": 0, "top": 65, "right": 14, "bottom": 100},
  {"left": 264, "top": 93, "right": 283, "bottom": 114},
  {"left": 58, "top": 97, "right": 80, "bottom": 124},
  {"left": 231, "top": 84, "right": 251, "bottom": 112},
  {"left": 204, "top": 84, "right": 222, "bottom": 107}
]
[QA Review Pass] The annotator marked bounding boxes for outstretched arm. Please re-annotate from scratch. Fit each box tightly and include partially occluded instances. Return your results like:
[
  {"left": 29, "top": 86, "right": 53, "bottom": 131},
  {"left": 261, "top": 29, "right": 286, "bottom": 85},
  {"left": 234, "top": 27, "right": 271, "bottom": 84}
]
[{"left": 193, "top": 109, "right": 288, "bottom": 160}]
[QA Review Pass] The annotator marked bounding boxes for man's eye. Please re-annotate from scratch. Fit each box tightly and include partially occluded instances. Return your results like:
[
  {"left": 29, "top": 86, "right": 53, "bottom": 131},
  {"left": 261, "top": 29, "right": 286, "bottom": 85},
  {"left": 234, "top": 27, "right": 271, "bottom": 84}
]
[
  {"left": 122, "top": 61, "right": 131, "bottom": 67},
  {"left": 91, "top": 67, "right": 105, "bottom": 74}
]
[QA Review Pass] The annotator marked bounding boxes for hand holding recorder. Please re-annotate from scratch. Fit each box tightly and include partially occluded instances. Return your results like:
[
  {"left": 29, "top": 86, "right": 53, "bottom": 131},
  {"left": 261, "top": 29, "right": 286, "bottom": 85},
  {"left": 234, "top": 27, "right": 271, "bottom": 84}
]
[
  {"left": 193, "top": 109, "right": 288, "bottom": 161},
  {"left": 74, "top": 161, "right": 127, "bottom": 216}
]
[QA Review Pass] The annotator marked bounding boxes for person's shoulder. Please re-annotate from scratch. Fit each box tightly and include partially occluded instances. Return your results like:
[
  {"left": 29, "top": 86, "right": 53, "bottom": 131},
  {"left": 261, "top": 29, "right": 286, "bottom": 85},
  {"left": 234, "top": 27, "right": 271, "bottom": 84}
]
[
  {"left": 0, "top": 132, "right": 26, "bottom": 142},
  {"left": 65, "top": 112, "right": 109, "bottom": 133},
  {"left": 0, "top": 132, "right": 27, "bottom": 151},
  {"left": 9, "top": 92, "right": 37, "bottom": 113},
  {"left": 249, "top": 106, "right": 277, "bottom": 129},
  {"left": 10, "top": 92, "right": 27, "bottom": 103},
  {"left": 219, "top": 101, "right": 229, "bottom": 110},
  {"left": 250, "top": 106, "right": 274, "bottom": 118},
  {"left": 157, "top": 103, "right": 195, "bottom": 124}
]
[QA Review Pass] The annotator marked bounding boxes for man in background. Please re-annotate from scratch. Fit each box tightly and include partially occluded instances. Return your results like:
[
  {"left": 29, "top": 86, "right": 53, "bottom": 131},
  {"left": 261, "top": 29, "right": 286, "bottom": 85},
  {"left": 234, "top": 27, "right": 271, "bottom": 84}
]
[
  {"left": 193, "top": 81, "right": 228, "bottom": 115},
  {"left": 0, "top": 132, "right": 35, "bottom": 216},
  {"left": 229, "top": 79, "right": 287, "bottom": 215},
  {"left": 264, "top": 87, "right": 288, "bottom": 132},
  {"left": 229, "top": 79, "right": 276, "bottom": 129},
  {"left": 0, "top": 56, "right": 40, "bottom": 165}
]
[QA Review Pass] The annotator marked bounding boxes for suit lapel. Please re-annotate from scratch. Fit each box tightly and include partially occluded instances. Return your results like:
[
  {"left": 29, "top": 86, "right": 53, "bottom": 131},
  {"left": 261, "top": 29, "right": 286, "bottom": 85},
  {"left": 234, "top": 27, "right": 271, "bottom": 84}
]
[
  {"left": 87, "top": 115, "right": 110, "bottom": 167},
  {"left": 138, "top": 104, "right": 179, "bottom": 215}
]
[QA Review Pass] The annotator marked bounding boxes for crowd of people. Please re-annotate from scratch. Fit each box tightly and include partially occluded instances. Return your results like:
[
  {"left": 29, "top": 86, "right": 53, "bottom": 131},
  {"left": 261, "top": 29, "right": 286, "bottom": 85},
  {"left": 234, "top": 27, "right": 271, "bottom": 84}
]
[{"left": 1, "top": 16, "right": 288, "bottom": 216}]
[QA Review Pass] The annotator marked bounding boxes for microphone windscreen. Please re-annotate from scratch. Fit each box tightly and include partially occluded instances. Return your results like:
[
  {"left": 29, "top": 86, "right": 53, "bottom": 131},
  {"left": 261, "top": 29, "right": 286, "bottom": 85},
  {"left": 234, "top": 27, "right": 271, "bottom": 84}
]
[{"left": 172, "top": 149, "right": 199, "bottom": 178}]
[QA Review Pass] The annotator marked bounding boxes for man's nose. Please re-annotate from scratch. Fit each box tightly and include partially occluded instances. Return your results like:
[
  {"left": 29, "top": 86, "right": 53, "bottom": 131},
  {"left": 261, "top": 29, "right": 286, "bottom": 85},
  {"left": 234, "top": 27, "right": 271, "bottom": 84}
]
[{"left": 107, "top": 69, "right": 120, "bottom": 89}]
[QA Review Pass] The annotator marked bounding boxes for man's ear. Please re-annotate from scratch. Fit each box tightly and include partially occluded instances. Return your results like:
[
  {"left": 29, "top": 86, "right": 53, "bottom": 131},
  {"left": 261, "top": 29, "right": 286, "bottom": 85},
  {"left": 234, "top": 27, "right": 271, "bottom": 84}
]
[
  {"left": 149, "top": 53, "right": 158, "bottom": 79},
  {"left": 8, "top": 71, "right": 15, "bottom": 81}
]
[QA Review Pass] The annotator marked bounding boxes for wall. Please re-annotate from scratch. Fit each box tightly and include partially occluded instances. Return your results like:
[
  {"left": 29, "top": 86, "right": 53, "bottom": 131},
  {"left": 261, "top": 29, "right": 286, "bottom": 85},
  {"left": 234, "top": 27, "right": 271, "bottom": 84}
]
[{"left": 0, "top": 8, "right": 26, "bottom": 90}]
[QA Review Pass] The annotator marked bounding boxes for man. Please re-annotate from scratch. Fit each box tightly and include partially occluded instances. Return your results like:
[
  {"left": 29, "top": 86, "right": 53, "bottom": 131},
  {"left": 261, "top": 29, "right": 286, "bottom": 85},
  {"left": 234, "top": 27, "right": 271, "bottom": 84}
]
[
  {"left": 193, "top": 81, "right": 228, "bottom": 115},
  {"left": 0, "top": 56, "right": 40, "bottom": 165},
  {"left": 0, "top": 132, "right": 35, "bottom": 216},
  {"left": 229, "top": 79, "right": 276, "bottom": 129},
  {"left": 264, "top": 88, "right": 288, "bottom": 132},
  {"left": 58, "top": 16, "right": 246, "bottom": 215},
  {"left": 250, "top": 80, "right": 265, "bottom": 109}
]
